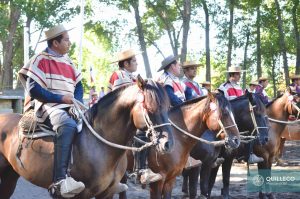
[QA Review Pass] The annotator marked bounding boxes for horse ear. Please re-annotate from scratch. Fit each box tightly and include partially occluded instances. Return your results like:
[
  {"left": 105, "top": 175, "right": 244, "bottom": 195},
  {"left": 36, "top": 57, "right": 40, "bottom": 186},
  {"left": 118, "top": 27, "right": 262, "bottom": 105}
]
[
  {"left": 207, "top": 90, "right": 215, "bottom": 101},
  {"left": 137, "top": 74, "right": 146, "bottom": 90},
  {"left": 245, "top": 89, "right": 250, "bottom": 95},
  {"left": 286, "top": 86, "right": 292, "bottom": 94}
]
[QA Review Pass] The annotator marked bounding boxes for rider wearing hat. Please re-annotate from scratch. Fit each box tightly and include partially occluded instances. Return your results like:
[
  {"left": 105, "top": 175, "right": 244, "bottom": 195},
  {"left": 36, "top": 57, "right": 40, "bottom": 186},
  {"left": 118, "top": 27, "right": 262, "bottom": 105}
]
[
  {"left": 219, "top": 66, "right": 264, "bottom": 164},
  {"left": 157, "top": 55, "right": 192, "bottom": 106},
  {"left": 248, "top": 80, "right": 258, "bottom": 93},
  {"left": 182, "top": 61, "right": 204, "bottom": 98},
  {"left": 18, "top": 24, "right": 86, "bottom": 197},
  {"left": 255, "top": 77, "right": 270, "bottom": 105},
  {"left": 108, "top": 49, "right": 162, "bottom": 185},
  {"left": 290, "top": 74, "right": 300, "bottom": 94},
  {"left": 108, "top": 49, "right": 139, "bottom": 91}
]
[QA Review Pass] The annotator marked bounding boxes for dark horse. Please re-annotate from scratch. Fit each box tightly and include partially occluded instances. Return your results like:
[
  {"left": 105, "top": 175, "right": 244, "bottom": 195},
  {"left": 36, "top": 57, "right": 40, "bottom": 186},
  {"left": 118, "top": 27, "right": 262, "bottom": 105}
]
[
  {"left": 183, "top": 91, "right": 270, "bottom": 199},
  {"left": 0, "top": 77, "right": 174, "bottom": 199},
  {"left": 120, "top": 92, "right": 241, "bottom": 199}
]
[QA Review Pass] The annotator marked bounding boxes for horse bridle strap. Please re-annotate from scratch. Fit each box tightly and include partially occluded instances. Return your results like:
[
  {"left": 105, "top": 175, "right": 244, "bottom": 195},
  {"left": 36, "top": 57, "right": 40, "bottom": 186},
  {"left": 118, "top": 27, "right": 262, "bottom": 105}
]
[
  {"left": 215, "top": 119, "right": 238, "bottom": 138},
  {"left": 72, "top": 99, "right": 156, "bottom": 152},
  {"left": 248, "top": 102, "right": 268, "bottom": 136},
  {"left": 168, "top": 118, "right": 225, "bottom": 146}
]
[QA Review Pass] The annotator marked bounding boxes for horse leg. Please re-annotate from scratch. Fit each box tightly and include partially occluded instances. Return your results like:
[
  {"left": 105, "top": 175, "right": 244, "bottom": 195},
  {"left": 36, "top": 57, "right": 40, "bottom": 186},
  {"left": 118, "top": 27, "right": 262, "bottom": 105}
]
[
  {"left": 188, "top": 166, "right": 200, "bottom": 199},
  {"left": 257, "top": 159, "right": 274, "bottom": 199},
  {"left": 207, "top": 165, "right": 219, "bottom": 197},
  {"left": 149, "top": 180, "right": 164, "bottom": 199},
  {"left": 119, "top": 174, "right": 127, "bottom": 199},
  {"left": 181, "top": 168, "right": 189, "bottom": 196},
  {"left": 162, "top": 178, "right": 176, "bottom": 199},
  {"left": 221, "top": 157, "right": 233, "bottom": 199},
  {"left": 0, "top": 166, "right": 20, "bottom": 199},
  {"left": 200, "top": 164, "right": 212, "bottom": 198}
]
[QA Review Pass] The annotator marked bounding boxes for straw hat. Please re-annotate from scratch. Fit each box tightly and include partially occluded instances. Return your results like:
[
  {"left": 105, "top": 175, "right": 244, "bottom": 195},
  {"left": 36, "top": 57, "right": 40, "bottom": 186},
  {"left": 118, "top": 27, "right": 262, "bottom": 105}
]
[
  {"left": 111, "top": 49, "right": 140, "bottom": 63},
  {"left": 40, "top": 24, "right": 74, "bottom": 42},
  {"left": 182, "top": 61, "right": 201, "bottom": 69},
  {"left": 290, "top": 74, "right": 300, "bottom": 80},
  {"left": 157, "top": 55, "right": 178, "bottom": 72},
  {"left": 249, "top": 80, "right": 258, "bottom": 86},
  {"left": 225, "top": 66, "right": 245, "bottom": 73},
  {"left": 200, "top": 81, "right": 211, "bottom": 86},
  {"left": 258, "top": 77, "right": 268, "bottom": 82}
]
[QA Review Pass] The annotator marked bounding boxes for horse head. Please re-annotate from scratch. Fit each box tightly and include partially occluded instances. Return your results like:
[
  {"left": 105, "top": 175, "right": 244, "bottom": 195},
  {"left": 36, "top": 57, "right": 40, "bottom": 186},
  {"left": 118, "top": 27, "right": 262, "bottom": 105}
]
[
  {"left": 240, "top": 90, "right": 269, "bottom": 145},
  {"left": 132, "top": 75, "right": 174, "bottom": 153},
  {"left": 203, "top": 91, "right": 240, "bottom": 149}
]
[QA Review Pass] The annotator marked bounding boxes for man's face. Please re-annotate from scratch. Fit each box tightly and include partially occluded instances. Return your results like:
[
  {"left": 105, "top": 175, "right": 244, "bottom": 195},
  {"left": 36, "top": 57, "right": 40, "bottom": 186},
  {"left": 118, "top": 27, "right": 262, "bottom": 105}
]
[
  {"left": 54, "top": 32, "right": 71, "bottom": 55},
  {"left": 171, "top": 61, "right": 181, "bottom": 77},
  {"left": 125, "top": 56, "right": 138, "bottom": 72},
  {"left": 184, "top": 66, "right": 198, "bottom": 79},
  {"left": 231, "top": 72, "right": 241, "bottom": 82},
  {"left": 262, "top": 80, "right": 269, "bottom": 88}
]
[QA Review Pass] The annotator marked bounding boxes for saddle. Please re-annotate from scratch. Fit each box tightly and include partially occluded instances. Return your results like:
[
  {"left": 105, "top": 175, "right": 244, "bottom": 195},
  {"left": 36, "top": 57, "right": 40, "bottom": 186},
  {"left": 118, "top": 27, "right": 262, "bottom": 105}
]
[{"left": 18, "top": 108, "right": 83, "bottom": 139}]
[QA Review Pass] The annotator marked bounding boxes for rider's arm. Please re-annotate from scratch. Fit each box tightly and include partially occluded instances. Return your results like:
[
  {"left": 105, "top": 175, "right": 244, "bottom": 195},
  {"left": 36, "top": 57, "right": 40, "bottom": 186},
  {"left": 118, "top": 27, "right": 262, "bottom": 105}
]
[
  {"left": 185, "top": 86, "right": 193, "bottom": 100},
  {"left": 165, "top": 85, "right": 184, "bottom": 106},
  {"left": 74, "top": 81, "right": 83, "bottom": 103},
  {"left": 29, "top": 79, "right": 64, "bottom": 103}
]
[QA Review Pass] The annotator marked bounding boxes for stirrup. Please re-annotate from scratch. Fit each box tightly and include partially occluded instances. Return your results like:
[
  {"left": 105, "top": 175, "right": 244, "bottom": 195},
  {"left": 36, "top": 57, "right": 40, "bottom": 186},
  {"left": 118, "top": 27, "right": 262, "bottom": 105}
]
[{"left": 48, "top": 180, "right": 75, "bottom": 198}]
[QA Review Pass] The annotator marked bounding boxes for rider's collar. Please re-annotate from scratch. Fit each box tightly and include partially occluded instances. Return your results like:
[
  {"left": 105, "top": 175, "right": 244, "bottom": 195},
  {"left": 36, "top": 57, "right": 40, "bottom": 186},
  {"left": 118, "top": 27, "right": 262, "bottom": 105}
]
[{"left": 46, "top": 47, "right": 64, "bottom": 57}]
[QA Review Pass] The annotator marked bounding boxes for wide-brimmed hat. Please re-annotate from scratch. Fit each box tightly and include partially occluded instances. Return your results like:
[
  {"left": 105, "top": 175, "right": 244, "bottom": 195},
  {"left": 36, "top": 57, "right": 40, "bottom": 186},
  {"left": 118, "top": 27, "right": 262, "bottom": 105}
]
[
  {"left": 249, "top": 80, "right": 258, "bottom": 86},
  {"left": 290, "top": 74, "right": 300, "bottom": 80},
  {"left": 182, "top": 61, "right": 201, "bottom": 69},
  {"left": 258, "top": 77, "right": 268, "bottom": 82},
  {"left": 225, "top": 66, "right": 245, "bottom": 73},
  {"left": 40, "top": 24, "right": 74, "bottom": 42},
  {"left": 200, "top": 81, "right": 211, "bottom": 86},
  {"left": 111, "top": 49, "right": 141, "bottom": 63},
  {"left": 157, "top": 55, "right": 178, "bottom": 72}
]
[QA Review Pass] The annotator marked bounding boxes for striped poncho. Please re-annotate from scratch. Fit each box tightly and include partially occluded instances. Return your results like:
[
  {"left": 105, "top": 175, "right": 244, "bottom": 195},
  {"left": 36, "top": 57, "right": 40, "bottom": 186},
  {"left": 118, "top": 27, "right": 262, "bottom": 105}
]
[{"left": 18, "top": 51, "right": 82, "bottom": 122}]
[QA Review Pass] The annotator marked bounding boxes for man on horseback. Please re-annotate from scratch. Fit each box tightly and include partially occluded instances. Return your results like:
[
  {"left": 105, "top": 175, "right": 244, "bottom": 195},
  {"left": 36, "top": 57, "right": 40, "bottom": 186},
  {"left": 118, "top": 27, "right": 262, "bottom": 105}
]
[
  {"left": 290, "top": 74, "right": 300, "bottom": 94},
  {"left": 18, "top": 25, "right": 85, "bottom": 197},
  {"left": 182, "top": 61, "right": 204, "bottom": 97},
  {"left": 219, "top": 66, "right": 264, "bottom": 164},
  {"left": 157, "top": 55, "right": 192, "bottom": 106},
  {"left": 108, "top": 49, "right": 162, "bottom": 184},
  {"left": 255, "top": 76, "right": 270, "bottom": 105}
]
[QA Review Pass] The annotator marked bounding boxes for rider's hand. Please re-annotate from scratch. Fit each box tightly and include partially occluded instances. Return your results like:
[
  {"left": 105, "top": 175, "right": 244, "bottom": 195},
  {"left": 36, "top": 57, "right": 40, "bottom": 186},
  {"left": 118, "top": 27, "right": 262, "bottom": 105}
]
[{"left": 62, "top": 94, "right": 74, "bottom": 104}]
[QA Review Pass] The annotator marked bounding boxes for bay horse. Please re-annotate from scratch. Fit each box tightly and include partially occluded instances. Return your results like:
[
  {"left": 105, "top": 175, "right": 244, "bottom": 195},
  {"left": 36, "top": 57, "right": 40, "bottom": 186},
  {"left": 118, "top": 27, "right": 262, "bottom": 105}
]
[
  {"left": 0, "top": 77, "right": 174, "bottom": 199},
  {"left": 203, "top": 88, "right": 299, "bottom": 199},
  {"left": 120, "top": 92, "right": 241, "bottom": 199}
]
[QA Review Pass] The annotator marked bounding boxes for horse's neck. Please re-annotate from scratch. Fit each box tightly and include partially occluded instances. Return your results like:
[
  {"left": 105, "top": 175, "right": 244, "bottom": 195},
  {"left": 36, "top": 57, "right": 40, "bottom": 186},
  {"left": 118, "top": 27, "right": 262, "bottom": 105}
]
[
  {"left": 171, "top": 100, "right": 207, "bottom": 147},
  {"left": 267, "top": 96, "right": 289, "bottom": 137}
]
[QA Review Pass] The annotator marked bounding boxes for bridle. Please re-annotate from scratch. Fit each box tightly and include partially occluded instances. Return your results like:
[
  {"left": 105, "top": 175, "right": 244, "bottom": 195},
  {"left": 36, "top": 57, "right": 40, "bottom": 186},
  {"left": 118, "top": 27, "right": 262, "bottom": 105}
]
[{"left": 247, "top": 101, "right": 269, "bottom": 137}]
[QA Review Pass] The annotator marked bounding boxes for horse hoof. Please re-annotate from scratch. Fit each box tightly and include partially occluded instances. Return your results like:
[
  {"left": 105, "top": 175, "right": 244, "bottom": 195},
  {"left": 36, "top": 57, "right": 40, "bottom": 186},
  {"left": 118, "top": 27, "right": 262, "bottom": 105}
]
[
  {"left": 259, "top": 192, "right": 267, "bottom": 199},
  {"left": 199, "top": 194, "right": 207, "bottom": 199},
  {"left": 266, "top": 193, "right": 275, "bottom": 199}
]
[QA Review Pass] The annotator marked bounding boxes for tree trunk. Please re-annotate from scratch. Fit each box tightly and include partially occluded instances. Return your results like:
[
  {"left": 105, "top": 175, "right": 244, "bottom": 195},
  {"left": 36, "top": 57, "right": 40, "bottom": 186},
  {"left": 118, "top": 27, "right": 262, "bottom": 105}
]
[
  {"left": 274, "top": 0, "right": 289, "bottom": 86},
  {"left": 292, "top": 0, "right": 300, "bottom": 75},
  {"left": 1, "top": 4, "right": 21, "bottom": 89},
  {"left": 256, "top": 6, "right": 262, "bottom": 79},
  {"left": 202, "top": 0, "right": 211, "bottom": 81},
  {"left": 131, "top": 0, "right": 152, "bottom": 78},
  {"left": 272, "top": 54, "right": 277, "bottom": 97},
  {"left": 180, "top": 0, "right": 191, "bottom": 63},
  {"left": 242, "top": 31, "right": 250, "bottom": 89},
  {"left": 226, "top": 0, "right": 234, "bottom": 69}
]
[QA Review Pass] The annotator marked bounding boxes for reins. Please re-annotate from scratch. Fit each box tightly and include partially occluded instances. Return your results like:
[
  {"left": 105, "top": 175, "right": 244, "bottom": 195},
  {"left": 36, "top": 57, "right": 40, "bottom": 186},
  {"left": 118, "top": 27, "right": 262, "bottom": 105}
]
[{"left": 72, "top": 99, "right": 159, "bottom": 152}]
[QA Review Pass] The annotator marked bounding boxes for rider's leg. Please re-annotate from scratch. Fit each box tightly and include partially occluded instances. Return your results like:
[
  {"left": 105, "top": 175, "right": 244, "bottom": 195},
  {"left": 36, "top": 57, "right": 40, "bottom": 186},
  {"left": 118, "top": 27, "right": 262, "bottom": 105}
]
[
  {"left": 47, "top": 110, "right": 85, "bottom": 197},
  {"left": 247, "top": 138, "right": 264, "bottom": 164},
  {"left": 135, "top": 130, "right": 162, "bottom": 184}
]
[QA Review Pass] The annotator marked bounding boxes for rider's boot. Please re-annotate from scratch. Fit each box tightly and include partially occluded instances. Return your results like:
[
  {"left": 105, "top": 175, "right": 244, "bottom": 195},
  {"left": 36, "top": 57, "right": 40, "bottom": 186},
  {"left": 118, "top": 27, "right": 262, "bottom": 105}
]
[
  {"left": 52, "top": 124, "right": 85, "bottom": 198},
  {"left": 248, "top": 153, "right": 264, "bottom": 164}
]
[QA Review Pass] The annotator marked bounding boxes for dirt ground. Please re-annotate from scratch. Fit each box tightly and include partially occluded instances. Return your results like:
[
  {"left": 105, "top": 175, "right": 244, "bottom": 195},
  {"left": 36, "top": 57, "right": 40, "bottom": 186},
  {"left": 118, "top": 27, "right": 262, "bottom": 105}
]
[{"left": 12, "top": 141, "right": 300, "bottom": 199}]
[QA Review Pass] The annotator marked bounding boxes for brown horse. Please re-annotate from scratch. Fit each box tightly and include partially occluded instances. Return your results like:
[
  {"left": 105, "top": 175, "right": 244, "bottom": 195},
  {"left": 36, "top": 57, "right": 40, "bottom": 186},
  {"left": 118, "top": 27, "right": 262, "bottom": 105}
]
[
  {"left": 252, "top": 88, "right": 300, "bottom": 198},
  {"left": 0, "top": 78, "right": 174, "bottom": 199},
  {"left": 121, "top": 92, "right": 241, "bottom": 199}
]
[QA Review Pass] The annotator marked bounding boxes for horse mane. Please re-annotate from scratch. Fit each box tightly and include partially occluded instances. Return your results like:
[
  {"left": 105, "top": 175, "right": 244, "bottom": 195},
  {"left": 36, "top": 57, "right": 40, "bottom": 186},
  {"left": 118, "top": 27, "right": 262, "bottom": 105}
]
[
  {"left": 142, "top": 79, "right": 170, "bottom": 113},
  {"left": 266, "top": 94, "right": 283, "bottom": 108},
  {"left": 214, "top": 93, "right": 232, "bottom": 118}
]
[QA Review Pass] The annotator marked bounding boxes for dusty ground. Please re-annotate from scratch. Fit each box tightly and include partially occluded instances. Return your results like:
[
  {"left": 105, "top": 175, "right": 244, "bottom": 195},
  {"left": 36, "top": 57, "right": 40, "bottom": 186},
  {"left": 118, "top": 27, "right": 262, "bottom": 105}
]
[{"left": 11, "top": 141, "right": 300, "bottom": 199}]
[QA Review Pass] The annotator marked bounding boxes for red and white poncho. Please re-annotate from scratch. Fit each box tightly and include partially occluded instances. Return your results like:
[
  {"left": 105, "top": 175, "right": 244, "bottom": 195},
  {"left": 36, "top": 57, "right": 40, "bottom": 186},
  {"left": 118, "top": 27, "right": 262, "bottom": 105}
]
[
  {"left": 219, "top": 80, "right": 244, "bottom": 101},
  {"left": 108, "top": 69, "right": 136, "bottom": 91},
  {"left": 19, "top": 51, "right": 82, "bottom": 122}
]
